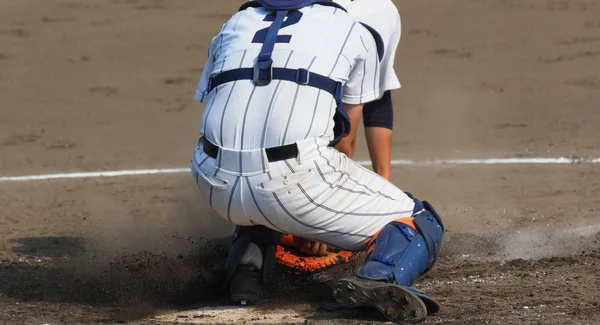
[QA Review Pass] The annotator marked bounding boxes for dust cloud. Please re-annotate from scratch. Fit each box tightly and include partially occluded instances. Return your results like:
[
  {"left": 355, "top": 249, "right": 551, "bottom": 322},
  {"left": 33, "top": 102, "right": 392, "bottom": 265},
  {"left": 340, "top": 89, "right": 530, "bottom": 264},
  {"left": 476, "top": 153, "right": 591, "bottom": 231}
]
[
  {"left": 51, "top": 191, "right": 235, "bottom": 318},
  {"left": 442, "top": 222, "right": 600, "bottom": 261}
]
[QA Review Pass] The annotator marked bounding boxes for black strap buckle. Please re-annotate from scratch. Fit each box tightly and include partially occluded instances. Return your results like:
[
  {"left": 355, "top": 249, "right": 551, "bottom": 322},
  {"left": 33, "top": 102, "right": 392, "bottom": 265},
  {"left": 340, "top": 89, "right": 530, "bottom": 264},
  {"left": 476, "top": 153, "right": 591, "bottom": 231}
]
[
  {"left": 253, "top": 58, "right": 273, "bottom": 86},
  {"left": 295, "top": 68, "right": 310, "bottom": 85}
]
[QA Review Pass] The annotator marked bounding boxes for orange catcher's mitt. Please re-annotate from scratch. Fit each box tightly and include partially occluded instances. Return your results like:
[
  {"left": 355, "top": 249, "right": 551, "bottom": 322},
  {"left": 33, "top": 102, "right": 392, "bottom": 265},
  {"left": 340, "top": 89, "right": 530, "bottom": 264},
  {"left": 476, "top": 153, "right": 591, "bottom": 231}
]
[{"left": 275, "top": 235, "right": 362, "bottom": 273}]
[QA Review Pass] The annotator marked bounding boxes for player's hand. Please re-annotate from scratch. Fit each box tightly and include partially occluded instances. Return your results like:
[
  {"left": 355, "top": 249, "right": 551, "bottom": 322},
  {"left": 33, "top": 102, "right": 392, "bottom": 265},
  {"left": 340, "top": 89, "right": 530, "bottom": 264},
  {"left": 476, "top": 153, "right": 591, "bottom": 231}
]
[{"left": 293, "top": 237, "right": 328, "bottom": 256}]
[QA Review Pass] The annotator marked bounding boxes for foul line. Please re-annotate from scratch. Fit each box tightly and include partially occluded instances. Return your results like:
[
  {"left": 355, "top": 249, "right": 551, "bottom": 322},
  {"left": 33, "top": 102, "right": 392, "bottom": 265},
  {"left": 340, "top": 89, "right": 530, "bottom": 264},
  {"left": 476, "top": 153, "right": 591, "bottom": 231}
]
[{"left": 1, "top": 157, "right": 599, "bottom": 183}]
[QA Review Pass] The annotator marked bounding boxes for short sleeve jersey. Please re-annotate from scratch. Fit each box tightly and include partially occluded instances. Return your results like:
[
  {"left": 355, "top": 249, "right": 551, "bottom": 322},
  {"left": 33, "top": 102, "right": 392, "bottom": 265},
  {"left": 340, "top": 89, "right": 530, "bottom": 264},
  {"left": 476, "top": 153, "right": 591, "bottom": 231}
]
[
  {"left": 347, "top": 0, "right": 401, "bottom": 93},
  {"left": 194, "top": 4, "right": 380, "bottom": 150}
]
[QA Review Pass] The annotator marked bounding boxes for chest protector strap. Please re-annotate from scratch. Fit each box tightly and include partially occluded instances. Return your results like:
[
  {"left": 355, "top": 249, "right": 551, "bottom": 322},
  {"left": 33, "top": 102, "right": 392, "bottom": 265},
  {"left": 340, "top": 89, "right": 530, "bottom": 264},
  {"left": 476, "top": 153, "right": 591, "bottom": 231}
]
[{"left": 208, "top": 0, "right": 382, "bottom": 147}]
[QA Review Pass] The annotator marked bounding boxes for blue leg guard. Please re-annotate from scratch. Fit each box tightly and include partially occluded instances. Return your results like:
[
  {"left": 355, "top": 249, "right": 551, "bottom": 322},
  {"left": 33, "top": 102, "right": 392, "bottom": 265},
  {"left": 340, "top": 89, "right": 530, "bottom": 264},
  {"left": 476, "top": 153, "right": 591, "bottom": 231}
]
[{"left": 356, "top": 198, "right": 444, "bottom": 287}]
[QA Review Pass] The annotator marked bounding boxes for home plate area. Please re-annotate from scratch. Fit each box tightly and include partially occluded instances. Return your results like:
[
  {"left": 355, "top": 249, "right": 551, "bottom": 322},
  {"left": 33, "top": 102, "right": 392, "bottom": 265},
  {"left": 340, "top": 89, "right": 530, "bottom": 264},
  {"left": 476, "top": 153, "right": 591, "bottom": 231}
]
[{"left": 152, "top": 305, "right": 305, "bottom": 324}]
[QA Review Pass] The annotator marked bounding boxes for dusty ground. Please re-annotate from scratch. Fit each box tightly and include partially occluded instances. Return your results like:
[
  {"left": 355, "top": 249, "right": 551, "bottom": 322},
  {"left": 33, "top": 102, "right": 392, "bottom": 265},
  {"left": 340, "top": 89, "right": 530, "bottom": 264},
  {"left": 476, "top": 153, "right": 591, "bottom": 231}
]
[{"left": 1, "top": 0, "right": 599, "bottom": 324}]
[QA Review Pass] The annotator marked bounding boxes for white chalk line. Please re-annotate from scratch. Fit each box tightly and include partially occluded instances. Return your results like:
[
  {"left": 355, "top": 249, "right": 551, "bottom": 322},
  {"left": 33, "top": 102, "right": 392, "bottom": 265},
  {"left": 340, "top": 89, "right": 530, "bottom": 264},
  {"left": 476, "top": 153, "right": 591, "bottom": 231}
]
[{"left": 1, "top": 157, "right": 599, "bottom": 183}]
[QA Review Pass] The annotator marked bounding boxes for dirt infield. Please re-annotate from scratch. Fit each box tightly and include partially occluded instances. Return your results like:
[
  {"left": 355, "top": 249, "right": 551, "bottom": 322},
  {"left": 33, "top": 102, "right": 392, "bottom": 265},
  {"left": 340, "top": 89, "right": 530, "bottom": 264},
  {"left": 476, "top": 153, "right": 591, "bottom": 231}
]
[{"left": 1, "top": 0, "right": 599, "bottom": 324}]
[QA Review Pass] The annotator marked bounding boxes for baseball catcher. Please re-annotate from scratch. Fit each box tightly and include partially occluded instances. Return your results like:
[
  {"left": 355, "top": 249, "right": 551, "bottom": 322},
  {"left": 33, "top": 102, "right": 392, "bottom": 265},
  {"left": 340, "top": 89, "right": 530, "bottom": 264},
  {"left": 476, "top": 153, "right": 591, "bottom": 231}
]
[
  {"left": 276, "top": 0, "right": 402, "bottom": 272},
  {"left": 190, "top": 0, "right": 444, "bottom": 323}
]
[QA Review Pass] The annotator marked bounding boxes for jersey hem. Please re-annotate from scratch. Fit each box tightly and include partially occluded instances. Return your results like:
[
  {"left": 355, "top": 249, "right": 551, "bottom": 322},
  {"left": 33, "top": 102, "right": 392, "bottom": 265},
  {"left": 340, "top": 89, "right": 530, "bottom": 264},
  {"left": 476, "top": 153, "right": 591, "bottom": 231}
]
[
  {"left": 194, "top": 90, "right": 207, "bottom": 103},
  {"left": 342, "top": 90, "right": 381, "bottom": 105}
]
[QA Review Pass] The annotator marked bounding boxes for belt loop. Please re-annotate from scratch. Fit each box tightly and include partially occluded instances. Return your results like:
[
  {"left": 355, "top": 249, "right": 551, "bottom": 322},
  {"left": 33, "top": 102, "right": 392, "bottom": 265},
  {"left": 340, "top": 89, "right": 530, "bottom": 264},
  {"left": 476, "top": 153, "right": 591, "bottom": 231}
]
[{"left": 207, "top": 78, "right": 213, "bottom": 93}]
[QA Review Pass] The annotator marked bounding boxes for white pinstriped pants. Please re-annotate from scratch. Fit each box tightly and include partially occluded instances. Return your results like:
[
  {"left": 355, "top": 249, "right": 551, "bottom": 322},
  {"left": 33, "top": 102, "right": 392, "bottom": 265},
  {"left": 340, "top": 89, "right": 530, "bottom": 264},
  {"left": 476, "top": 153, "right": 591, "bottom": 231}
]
[{"left": 191, "top": 136, "right": 416, "bottom": 251}]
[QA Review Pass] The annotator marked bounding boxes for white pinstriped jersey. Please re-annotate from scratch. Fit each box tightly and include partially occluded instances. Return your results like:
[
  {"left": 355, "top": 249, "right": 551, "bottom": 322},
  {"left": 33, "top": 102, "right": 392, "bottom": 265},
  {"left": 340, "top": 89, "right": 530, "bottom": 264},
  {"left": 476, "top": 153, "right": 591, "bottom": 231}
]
[
  {"left": 194, "top": 4, "right": 380, "bottom": 150},
  {"left": 347, "top": 0, "right": 402, "bottom": 92}
]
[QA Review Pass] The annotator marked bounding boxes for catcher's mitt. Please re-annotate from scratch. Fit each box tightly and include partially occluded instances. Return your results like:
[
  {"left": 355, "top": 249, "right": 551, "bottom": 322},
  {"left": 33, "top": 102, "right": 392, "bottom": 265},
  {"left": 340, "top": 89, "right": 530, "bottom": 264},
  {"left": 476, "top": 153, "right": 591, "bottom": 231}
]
[{"left": 275, "top": 235, "right": 362, "bottom": 273}]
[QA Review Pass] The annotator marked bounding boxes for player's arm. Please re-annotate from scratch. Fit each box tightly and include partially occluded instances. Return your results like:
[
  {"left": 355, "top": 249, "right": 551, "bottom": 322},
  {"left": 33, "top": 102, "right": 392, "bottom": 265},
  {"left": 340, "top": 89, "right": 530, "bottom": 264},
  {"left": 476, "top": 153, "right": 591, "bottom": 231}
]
[
  {"left": 334, "top": 105, "right": 363, "bottom": 158},
  {"left": 344, "top": 1, "right": 401, "bottom": 179},
  {"left": 363, "top": 91, "right": 393, "bottom": 180},
  {"left": 335, "top": 91, "right": 394, "bottom": 176}
]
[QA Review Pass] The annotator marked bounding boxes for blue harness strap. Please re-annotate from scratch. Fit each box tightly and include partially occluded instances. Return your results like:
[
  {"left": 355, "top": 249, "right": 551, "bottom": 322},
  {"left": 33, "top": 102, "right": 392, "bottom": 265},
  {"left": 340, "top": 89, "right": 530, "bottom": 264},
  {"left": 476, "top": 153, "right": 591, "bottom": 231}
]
[
  {"left": 209, "top": 68, "right": 342, "bottom": 101},
  {"left": 254, "top": 9, "right": 288, "bottom": 86}
]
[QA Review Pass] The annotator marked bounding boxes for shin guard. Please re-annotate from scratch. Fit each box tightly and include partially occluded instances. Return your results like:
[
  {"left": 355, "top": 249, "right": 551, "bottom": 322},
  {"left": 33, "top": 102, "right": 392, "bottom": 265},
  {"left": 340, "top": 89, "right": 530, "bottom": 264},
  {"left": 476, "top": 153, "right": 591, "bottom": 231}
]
[{"left": 356, "top": 201, "right": 444, "bottom": 287}]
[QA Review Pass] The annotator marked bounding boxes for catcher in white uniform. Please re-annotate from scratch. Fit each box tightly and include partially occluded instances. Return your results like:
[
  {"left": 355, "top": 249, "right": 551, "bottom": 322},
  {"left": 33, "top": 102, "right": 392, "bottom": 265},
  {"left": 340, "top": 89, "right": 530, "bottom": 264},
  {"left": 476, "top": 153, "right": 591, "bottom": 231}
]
[
  {"left": 191, "top": 0, "right": 444, "bottom": 323},
  {"left": 294, "top": 0, "right": 402, "bottom": 256}
]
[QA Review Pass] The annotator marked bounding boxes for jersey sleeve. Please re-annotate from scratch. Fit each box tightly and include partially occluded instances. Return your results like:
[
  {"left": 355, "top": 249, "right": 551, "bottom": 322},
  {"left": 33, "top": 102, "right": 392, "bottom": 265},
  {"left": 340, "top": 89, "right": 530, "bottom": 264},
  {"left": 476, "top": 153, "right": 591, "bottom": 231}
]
[
  {"left": 194, "top": 37, "right": 219, "bottom": 104},
  {"left": 342, "top": 34, "right": 381, "bottom": 105},
  {"left": 347, "top": 0, "right": 401, "bottom": 93},
  {"left": 378, "top": 10, "right": 401, "bottom": 91}
]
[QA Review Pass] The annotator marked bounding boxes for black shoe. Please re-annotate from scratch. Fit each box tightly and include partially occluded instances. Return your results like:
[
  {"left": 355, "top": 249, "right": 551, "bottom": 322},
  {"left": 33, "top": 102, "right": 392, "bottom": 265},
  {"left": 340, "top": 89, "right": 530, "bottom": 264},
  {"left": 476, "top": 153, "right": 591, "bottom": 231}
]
[
  {"left": 230, "top": 265, "right": 263, "bottom": 303},
  {"left": 333, "top": 276, "right": 428, "bottom": 324}
]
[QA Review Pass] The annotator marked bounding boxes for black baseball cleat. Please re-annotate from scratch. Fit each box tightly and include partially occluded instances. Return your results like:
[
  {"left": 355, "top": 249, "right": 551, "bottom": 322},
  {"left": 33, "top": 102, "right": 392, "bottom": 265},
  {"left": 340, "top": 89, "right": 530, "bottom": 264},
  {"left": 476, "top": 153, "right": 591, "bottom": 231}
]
[
  {"left": 333, "top": 276, "right": 428, "bottom": 324},
  {"left": 230, "top": 265, "right": 263, "bottom": 304}
]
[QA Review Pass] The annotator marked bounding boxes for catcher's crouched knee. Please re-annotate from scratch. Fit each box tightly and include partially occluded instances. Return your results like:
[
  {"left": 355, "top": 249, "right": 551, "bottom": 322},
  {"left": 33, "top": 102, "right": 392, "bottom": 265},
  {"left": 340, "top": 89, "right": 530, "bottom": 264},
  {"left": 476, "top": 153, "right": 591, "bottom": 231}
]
[{"left": 356, "top": 197, "right": 444, "bottom": 287}]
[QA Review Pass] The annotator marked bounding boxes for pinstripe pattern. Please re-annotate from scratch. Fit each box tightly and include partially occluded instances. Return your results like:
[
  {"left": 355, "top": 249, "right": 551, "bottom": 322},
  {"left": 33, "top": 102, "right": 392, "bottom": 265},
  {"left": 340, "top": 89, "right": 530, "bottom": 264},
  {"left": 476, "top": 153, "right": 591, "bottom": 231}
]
[
  {"left": 372, "top": 46, "right": 379, "bottom": 93},
  {"left": 260, "top": 80, "right": 282, "bottom": 171},
  {"left": 239, "top": 85, "right": 258, "bottom": 172},
  {"left": 358, "top": 36, "right": 369, "bottom": 103},
  {"left": 260, "top": 51, "right": 295, "bottom": 170},
  {"left": 359, "top": 54, "right": 367, "bottom": 103},
  {"left": 327, "top": 22, "right": 356, "bottom": 77},
  {"left": 273, "top": 192, "right": 371, "bottom": 239},
  {"left": 320, "top": 95, "right": 336, "bottom": 139},
  {"left": 314, "top": 138, "right": 396, "bottom": 200},
  {"left": 297, "top": 184, "right": 412, "bottom": 216},
  {"left": 210, "top": 49, "right": 247, "bottom": 206},
  {"left": 312, "top": 161, "right": 370, "bottom": 195},
  {"left": 321, "top": 22, "right": 356, "bottom": 140},
  {"left": 202, "top": 46, "right": 227, "bottom": 123},
  {"left": 226, "top": 176, "right": 241, "bottom": 222},
  {"left": 284, "top": 160, "right": 295, "bottom": 173},
  {"left": 218, "top": 50, "right": 247, "bottom": 160},
  {"left": 359, "top": 36, "right": 368, "bottom": 51},
  {"left": 202, "top": 87, "right": 219, "bottom": 127},
  {"left": 281, "top": 83, "right": 301, "bottom": 145},
  {"left": 372, "top": 50, "right": 380, "bottom": 95},
  {"left": 197, "top": 7, "right": 382, "bottom": 152},
  {"left": 303, "top": 89, "right": 322, "bottom": 138},
  {"left": 190, "top": 5, "right": 400, "bottom": 249},
  {"left": 282, "top": 56, "right": 316, "bottom": 145},
  {"left": 199, "top": 155, "right": 209, "bottom": 168},
  {"left": 244, "top": 176, "right": 285, "bottom": 232}
]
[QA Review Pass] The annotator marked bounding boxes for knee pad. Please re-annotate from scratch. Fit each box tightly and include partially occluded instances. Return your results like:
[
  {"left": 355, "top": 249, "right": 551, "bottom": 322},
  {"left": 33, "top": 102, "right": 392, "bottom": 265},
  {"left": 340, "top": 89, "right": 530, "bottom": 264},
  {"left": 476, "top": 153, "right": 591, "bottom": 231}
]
[
  {"left": 356, "top": 201, "right": 444, "bottom": 287},
  {"left": 225, "top": 226, "right": 284, "bottom": 285}
]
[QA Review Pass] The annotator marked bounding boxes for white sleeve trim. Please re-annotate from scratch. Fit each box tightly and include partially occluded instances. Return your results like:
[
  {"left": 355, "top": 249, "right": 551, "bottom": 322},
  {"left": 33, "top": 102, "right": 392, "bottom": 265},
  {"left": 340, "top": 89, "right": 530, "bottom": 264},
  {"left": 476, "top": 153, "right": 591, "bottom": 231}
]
[{"left": 342, "top": 89, "right": 381, "bottom": 105}]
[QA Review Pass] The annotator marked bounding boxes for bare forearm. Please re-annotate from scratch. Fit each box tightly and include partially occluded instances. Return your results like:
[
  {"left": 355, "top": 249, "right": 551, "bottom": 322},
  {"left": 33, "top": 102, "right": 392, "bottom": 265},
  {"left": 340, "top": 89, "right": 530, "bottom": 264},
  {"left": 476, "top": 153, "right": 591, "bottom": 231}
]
[{"left": 365, "top": 127, "right": 392, "bottom": 180}]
